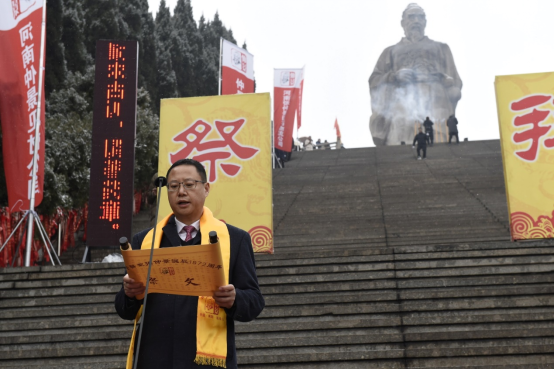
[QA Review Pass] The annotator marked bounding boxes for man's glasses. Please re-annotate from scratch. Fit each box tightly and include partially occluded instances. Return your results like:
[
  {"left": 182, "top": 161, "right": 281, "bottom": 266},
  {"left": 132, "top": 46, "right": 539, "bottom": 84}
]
[{"left": 167, "top": 180, "right": 206, "bottom": 192}]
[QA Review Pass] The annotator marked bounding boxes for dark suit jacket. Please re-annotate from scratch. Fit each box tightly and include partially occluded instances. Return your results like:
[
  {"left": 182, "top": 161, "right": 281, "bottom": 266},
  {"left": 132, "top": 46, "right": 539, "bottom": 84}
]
[{"left": 114, "top": 215, "right": 265, "bottom": 369}]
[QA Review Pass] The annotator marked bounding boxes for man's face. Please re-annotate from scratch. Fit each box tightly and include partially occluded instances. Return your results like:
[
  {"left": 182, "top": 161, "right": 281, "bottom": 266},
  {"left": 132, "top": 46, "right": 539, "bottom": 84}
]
[
  {"left": 167, "top": 165, "right": 210, "bottom": 224},
  {"left": 401, "top": 8, "right": 426, "bottom": 40}
]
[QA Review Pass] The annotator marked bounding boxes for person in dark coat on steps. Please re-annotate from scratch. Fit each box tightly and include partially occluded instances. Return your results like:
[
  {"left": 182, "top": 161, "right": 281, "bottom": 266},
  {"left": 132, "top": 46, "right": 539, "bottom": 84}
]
[
  {"left": 412, "top": 127, "right": 430, "bottom": 160},
  {"left": 422, "top": 117, "right": 434, "bottom": 146},
  {"left": 447, "top": 114, "right": 459, "bottom": 143}
]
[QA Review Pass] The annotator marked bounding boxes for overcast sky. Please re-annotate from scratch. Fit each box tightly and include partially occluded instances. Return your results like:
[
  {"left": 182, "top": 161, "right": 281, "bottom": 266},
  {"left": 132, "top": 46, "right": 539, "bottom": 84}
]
[{"left": 147, "top": 0, "right": 554, "bottom": 148}]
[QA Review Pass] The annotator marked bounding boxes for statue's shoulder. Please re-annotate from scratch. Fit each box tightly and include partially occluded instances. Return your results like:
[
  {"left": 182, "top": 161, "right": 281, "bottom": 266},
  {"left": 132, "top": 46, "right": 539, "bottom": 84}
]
[
  {"left": 380, "top": 44, "right": 396, "bottom": 55},
  {"left": 425, "top": 37, "right": 452, "bottom": 50}
]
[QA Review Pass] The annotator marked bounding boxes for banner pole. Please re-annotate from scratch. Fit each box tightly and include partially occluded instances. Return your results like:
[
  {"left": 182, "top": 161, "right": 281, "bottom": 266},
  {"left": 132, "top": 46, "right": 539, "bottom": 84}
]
[
  {"left": 218, "top": 37, "right": 223, "bottom": 96},
  {"left": 271, "top": 119, "right": 275, "bottom": 169},
  {"left": 24, "top": 0, "right": 47, "bottom": 267}
]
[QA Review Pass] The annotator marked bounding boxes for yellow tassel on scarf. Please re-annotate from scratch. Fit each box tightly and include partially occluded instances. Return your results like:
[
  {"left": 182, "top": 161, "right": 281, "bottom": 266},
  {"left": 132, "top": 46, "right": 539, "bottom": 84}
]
[{"left": 126, "top": 207, "right": 230, "bottom": 368}]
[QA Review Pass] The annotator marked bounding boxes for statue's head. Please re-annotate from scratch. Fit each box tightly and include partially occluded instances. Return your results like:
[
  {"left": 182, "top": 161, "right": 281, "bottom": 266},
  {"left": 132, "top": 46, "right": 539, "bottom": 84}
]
[{"left": 401, "top": 3, "right": 426, "bottom": 41}]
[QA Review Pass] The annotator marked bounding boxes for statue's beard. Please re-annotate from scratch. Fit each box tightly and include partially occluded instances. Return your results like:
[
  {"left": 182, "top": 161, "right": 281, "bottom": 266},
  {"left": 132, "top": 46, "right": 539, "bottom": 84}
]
[{"left": 405, "top": 26, "right": 425, "bottom": 42}]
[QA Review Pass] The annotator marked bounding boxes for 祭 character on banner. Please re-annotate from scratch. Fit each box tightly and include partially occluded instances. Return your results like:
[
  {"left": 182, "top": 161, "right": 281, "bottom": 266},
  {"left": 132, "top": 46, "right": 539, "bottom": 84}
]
[
  {"left": 115, "top": 159, "right": 265, "bottom": 369},
  {"left": 158, "top": 94, "right": 273, "bottom": 254},
  {"left": 369, "top": 3, "right": 462, "bottom": 146}
]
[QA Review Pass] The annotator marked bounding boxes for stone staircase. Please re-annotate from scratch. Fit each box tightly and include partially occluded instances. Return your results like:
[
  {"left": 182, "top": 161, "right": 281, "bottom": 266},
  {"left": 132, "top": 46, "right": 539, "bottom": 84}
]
[{"left": 2, "top": 140, "right": 554, "bottom": 368}]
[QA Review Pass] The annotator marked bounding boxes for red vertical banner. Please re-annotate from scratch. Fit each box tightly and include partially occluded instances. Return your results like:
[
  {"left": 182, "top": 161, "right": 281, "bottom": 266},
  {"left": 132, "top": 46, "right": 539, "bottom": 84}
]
[
  {"left": 297, "top": 68, "right": 305, "bottom": 129},
  {"left": 274, "top": 68, "right": 303, "bottom": 153},
  {"left": 0, "top": 0, "right": 45, "bottom": 212},
  {"left": 334, "top": 118, "right": 341, "bottom": 137},
  {"left": 221, "top": 39, "right": 254, "bottom": 95}
]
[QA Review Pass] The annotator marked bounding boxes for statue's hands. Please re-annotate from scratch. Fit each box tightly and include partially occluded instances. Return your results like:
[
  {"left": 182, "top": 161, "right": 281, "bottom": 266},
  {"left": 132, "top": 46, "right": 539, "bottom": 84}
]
[
  {"left": 394, "top": 68, "right": 415, "bottom": 84},
  {"left": 447, "top": 86, "right": 462, "bottom": 104},
  {"left": 442, "top": 74, "right": 454, "bottom": 87}
]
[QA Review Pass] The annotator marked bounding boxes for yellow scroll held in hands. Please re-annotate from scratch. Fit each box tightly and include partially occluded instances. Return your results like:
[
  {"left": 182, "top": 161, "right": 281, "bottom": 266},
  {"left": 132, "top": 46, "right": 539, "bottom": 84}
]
[{"left": 121, "top": 242, "right": 225, "bottom": 298}]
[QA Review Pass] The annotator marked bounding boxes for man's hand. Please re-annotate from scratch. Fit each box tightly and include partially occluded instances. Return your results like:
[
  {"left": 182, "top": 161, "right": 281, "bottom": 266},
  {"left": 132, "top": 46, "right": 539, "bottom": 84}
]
[
  {"left": 213, "top": 284, "right": 236, "bottom": 309},
  {"left": 123, "top": 274, "right": 145, "bottom": 299},
  {"left": 412, "top": 146, "right": 415, "bottom": 149}
]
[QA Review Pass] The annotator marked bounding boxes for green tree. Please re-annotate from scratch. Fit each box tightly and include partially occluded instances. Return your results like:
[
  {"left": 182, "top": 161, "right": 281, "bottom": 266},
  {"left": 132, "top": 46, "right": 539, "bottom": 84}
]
[
  {"left": 172, "top": 0, "right": 197, "bottom": 98},
  {"left": 134, "top": 88, "right": 159, "bottom": 190},
  {"left": 155, "top": 0, "right": 178, "bottom": 107},
  {"left": 62, "top": 0, "right": 91, "bottom": 74},
  {"left": 83, "top": 0, "right": 129, "bottom": 58},
  {"left": 45, "top": 0, "right": 67, "bottom": 95}
]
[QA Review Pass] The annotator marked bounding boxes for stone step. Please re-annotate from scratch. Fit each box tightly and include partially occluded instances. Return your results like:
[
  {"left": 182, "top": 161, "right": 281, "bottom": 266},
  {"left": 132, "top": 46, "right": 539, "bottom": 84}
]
[
  {"left": 0, "top": 339, "right": 129, "bottom": 360},
  {"left": 396, "top": 263, "right": 554, "bottom": 278},
  {"left": 0, "top": 355, "right": 127, "bottom": 369},
  {"left": 257, "top": 296, "right": 554, "bottom": 319},
  {"left": 398, "top": 284, "right": 554, "bottom": 300},
  {"left": 257, "top": 261, "right": 393, "bottom": 277},
  {"left": 261, "top": 279, "right": 396, "bottom": 295},
  {"left": 0, "top": 284, "right": 120, "bottom": 299},
  {"left": 238, "top": 360, "right": 406, "bottom": 369},
  {"left": 397, "top": 274, "right": 554, "bottom": 289},
  {"left": 258, "top": 270, "right": 395, "bottom": 286},
  {"left": 0, "top": 293, "right": 116, "bottom": 308},
  {"left": 405, "top": 354, "right": 554, "bottom": 368},
  {"left": 237, "top": 344, "right": 405, "bottom": 364},
  {"left": 0, "top": 303, "right": 118, "bottom": 319},
  {"left": 0, "top": 314, "right": 131, "bottom": 332},
  {"left": 236, "top": 313, "right": 400, "bottom": 333},
  {"left": 402, "top": 321, "right": 554, "bottom": 341},
  {"left": 0, "top": 325, "right": 133, "bottom": 345},
  {"left": 236, "top": 328, "right": 403, "bottom": 348},
  {"left": 403, "top": 307, "right": 554, "bottom": 326},
  {"left": 405, "top": 337, "right": 554, "bottom": 358},
  {"left": 8, "top": 275, "right": 121, "bottom": 289}
]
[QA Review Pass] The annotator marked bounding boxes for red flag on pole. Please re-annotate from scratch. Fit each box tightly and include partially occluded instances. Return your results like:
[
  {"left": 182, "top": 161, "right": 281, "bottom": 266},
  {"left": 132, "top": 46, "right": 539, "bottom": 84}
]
[
  {"left": 274, "top": 68, "right": 303, "bottom": 153},
  {"left": 334, "top": 118, "right": 341, "bottom": 138},
  {"left": 221, "top": 39, "right": 254, "bottom": 95},
  {"left": 296, "top": 67, "right": 305, "bottom": 129},
  {"left": 0, "top": 0, "right": 46, "bottom": 212}
]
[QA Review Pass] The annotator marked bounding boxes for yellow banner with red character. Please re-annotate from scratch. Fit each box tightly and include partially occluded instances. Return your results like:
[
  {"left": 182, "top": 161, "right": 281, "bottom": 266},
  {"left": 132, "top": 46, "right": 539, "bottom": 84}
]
[
  {"left": 495, "top": 72, "right": 554, "bottom": 240},
  {"left": 158, "top": 93, "right": 273, "bottom": 253}
]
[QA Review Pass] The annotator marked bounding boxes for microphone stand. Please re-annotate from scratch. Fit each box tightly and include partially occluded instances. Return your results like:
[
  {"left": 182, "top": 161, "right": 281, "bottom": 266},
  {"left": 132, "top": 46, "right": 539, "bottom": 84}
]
[{"left": 132, "top": 176, "right": 167, "bottom": 369}]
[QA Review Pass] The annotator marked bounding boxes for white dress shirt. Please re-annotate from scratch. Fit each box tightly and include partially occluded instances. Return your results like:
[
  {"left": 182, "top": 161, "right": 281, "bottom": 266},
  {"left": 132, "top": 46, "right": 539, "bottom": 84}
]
[{"left": 174, "top": 218, "right": 200, "bottom": 242}]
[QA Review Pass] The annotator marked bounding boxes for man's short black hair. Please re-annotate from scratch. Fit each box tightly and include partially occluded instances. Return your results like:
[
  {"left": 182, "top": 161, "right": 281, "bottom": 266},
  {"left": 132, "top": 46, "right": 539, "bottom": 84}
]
[{"left": 166, "top": 159, "right": 207, "bottom": 182}]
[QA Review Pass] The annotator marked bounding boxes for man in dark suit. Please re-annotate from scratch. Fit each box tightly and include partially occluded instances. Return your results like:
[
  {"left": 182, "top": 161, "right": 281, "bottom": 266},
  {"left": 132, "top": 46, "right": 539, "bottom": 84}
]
[{"left": 115, "top": 158, "right": 265, "bottom": 369}]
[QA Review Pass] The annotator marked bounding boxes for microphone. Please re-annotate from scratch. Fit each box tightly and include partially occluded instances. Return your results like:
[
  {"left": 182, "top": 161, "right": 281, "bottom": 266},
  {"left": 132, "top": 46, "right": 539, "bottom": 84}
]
[{"left": 153, "top": 176, "right": 167, "bottom": 187}]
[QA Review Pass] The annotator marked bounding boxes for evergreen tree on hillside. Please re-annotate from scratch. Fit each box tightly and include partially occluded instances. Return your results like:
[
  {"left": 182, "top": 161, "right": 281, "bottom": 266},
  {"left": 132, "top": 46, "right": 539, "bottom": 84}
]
[
  {"left": 45, "top": 0, "right": 67, "bottom": 95},
  {"left": 198, "top": 12, "right": 236, "bottom": 96},
  {"left": 134, "top": 88, "right": 159, "bottom": 189},
  {"left": 62, "top": 0, "right": 90, "bottom": 74},
  {"left": 172, "top": 0, "right": 197, "bottom": 98},
  {"left": 83, "top": 0, "right": 129, "bottom": 58},
  {"left": 155, "top": 0, "right": 178, "bottom": 107},
  {"left": 130, "top": 0, "right": 158, "bottom": 105}
]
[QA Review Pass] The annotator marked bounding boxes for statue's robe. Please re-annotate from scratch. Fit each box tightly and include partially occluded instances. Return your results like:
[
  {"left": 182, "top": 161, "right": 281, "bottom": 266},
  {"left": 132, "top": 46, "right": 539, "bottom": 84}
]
[{"left": 369, "top": 36, "right": 462, "bottom": 146}]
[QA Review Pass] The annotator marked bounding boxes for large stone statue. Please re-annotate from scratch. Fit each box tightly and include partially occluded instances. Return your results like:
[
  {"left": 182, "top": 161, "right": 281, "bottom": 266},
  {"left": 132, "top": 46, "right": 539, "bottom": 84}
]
[{"left": 369, "top": 3, "right": 462, "bottom": 146}]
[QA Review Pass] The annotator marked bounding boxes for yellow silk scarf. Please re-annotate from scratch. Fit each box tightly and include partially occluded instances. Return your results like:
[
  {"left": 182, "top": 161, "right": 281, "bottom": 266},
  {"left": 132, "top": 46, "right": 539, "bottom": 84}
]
[{"left": 126, "top": 207, "right": 230, "bottom": 368}]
